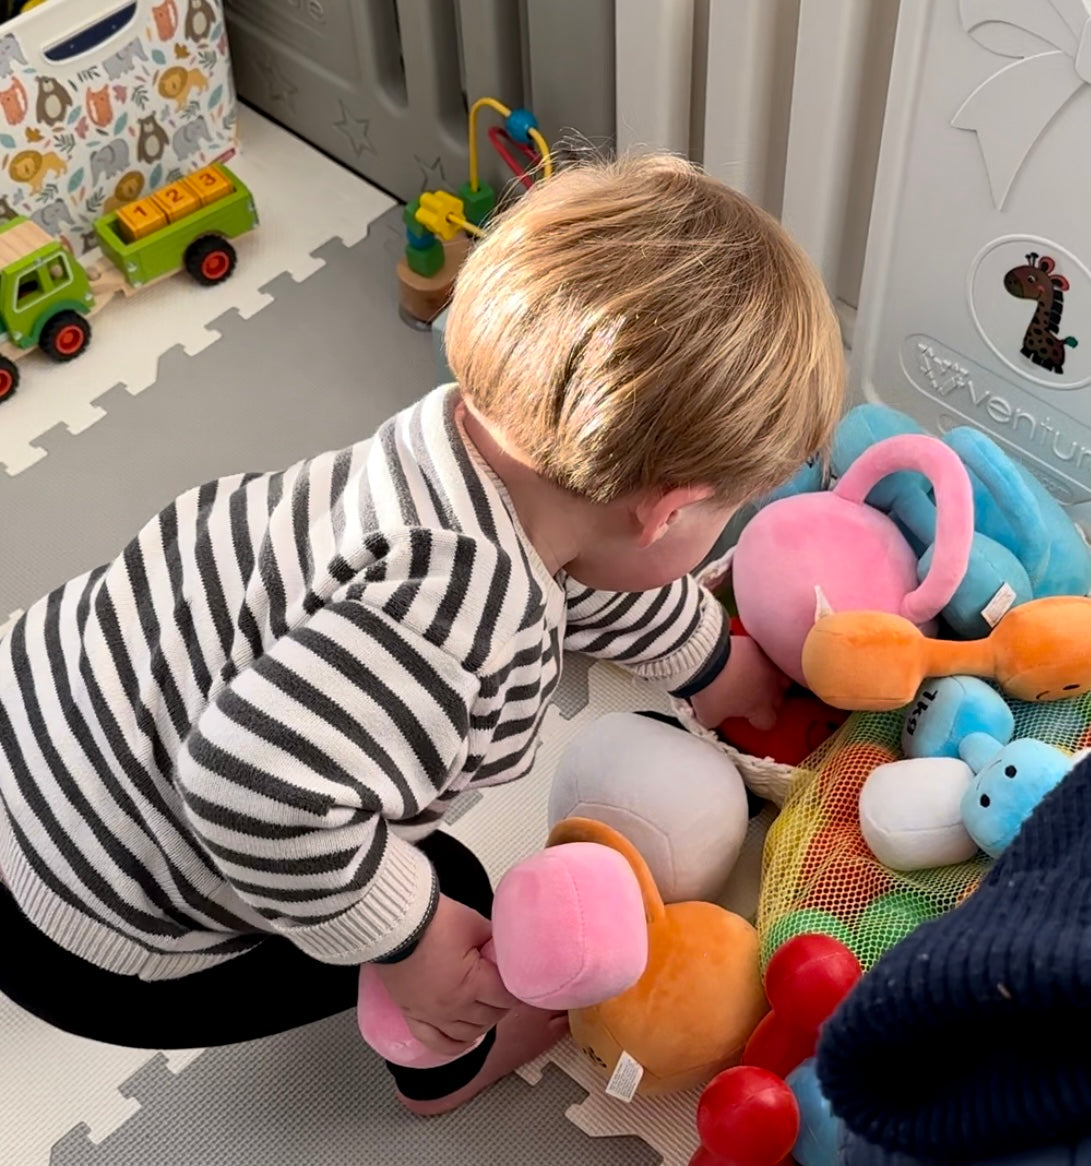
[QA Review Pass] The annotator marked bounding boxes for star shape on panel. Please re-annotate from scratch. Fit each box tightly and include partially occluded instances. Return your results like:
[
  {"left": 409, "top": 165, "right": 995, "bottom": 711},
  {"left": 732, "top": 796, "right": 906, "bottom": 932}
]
[
  {"left": 333, "top": 101, "right": 375, "bottom": 158},
  {"left": 416, "top": 155, "right": 447, "bottom": 192},
  {"left": 257, "top": 56, "right": 297, "bottom": 110}
]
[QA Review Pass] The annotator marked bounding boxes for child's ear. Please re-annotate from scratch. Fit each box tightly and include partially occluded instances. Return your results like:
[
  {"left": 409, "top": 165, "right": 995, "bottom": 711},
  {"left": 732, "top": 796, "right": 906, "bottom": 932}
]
[{"left": 634, "top": 485, "right": 715, "bottom": 548}]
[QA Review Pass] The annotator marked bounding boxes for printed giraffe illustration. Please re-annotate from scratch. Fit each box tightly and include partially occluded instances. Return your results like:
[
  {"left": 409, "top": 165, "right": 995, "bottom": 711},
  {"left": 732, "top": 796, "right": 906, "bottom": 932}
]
[{"left": 1004, "top": 252, "right": 1079, "bottom": 375}]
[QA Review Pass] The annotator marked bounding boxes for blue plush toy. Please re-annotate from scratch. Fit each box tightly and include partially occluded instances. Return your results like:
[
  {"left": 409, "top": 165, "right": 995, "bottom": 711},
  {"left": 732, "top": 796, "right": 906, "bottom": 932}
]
[
  {"left": 787, "top": 1058, "right": 843, "bottom": 1166},
  {"left": 823, "top": 404, "right": 1091, "bottom": 636},
  {"left": 832, "top": 408, "right": 1034, "bottom": 638},
  {"left": 901, "top": 676, "right": 1074, "bottom": 857}
]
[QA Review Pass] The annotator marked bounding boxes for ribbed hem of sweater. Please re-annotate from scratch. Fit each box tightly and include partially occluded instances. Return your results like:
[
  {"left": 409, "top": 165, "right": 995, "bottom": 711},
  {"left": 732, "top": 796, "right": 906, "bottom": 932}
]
[
  {"left": 1, "top": 819, "right": 438, "bottom": 980},
  {"left": 635, "top": 593, "right": 727, "bottom": 693},
  {"left": 1, "top": 838, "right": 248, "bottom": 980},
  {"left": 283, "top": 833, "right": 439, "bottom": 965},
  {"left": 817, "top": 756, "right": 1091, "bottom": 1163}
]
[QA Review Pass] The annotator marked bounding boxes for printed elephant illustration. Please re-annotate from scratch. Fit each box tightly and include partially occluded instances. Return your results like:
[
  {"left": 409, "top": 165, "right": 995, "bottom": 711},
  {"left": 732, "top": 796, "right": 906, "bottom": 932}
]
[
  {"left": 91, "top": 138, "right": 131, "bottom": 184},
  {"left": 103, "top": 38, "right": 148, "bottom": 81},
  {"left": 172, "top": 115, "right": 211, "bottom": 160},
  {"left": 0, "top": 34, "right": 27, "bottom": 78},
  {"left": 30, "top": 199, "right": 74, "bottom": 235}
]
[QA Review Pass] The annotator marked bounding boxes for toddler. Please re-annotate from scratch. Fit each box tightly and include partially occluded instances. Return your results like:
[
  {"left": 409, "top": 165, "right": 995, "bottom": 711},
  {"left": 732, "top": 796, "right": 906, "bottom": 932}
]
[{"left": 0, "top": 152, "right": 844, "bottom": 1113}]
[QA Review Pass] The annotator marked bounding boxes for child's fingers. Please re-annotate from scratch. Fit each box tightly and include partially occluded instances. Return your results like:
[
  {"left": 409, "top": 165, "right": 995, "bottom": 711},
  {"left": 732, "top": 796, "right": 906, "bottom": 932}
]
[
  {"left": 406, "top": 1017, "right": 480, "bottom": 1057},
  {"left": 470, "top": 960, "right": 521, "bottom": 1011},
  {"left": 746, "top": 706, "right": 778, "bottom": 732},
  {"left": 458, "top": 999, "right": 510, "bottom": 1028}
]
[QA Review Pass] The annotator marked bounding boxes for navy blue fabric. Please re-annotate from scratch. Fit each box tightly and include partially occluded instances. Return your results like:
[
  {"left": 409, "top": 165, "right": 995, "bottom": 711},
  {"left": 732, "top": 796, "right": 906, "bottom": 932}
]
[
  {"left": 839, "top": 1128, "right": 1091, "bottom": 1166},
  {"left": 817, "top": 754, "right": 1091, "bottom": 1163}
]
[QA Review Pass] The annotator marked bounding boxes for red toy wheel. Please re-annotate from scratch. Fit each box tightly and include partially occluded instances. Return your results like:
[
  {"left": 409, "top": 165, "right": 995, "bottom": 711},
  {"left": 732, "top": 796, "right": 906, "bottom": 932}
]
[
  {"left": 40, "top": 311, "right": 91, "bottom": 362},
  {"left": 0, "top": 354, "right": 18, "bottom": 402},
  {"left": 185, "top": 235, "right": 237, "bottom": 286}
]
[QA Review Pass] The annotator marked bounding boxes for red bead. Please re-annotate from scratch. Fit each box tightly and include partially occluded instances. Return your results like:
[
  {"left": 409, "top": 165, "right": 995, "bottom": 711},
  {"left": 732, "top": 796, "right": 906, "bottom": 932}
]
[
  {"left": 696, "top": 1066, "right": 800, "bottom": 1166},
  {"left": 764, "top": 934, "right": 863, "bottom": 1033},
  {"left": 742, "top": 1008, "right": 818, "bottom": 1079}
]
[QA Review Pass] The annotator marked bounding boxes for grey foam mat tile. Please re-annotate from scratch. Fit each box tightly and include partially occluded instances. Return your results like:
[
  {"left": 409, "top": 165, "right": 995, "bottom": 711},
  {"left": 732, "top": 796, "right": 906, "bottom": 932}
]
[{"left": 49, "top": 1015, "right": 661, "bottom": 1166}]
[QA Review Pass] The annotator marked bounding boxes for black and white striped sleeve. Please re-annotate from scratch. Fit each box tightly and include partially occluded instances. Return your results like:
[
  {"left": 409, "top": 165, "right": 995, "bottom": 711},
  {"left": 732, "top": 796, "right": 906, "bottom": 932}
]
[
  {"left": 563, "top": 575, "right": 729, "bottom": 698},
  {"left": 175, "top": 598, "right": 479, "bottom": 965}
]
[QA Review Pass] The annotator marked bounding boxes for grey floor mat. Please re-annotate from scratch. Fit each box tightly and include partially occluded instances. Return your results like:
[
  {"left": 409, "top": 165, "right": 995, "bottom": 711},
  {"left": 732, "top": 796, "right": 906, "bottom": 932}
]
[
  {"left": 0, "top": 214, "right": 431, "bottom": 619},
  {"left": 49, "top": 1014, "right": 659, "bottom": 1166}
]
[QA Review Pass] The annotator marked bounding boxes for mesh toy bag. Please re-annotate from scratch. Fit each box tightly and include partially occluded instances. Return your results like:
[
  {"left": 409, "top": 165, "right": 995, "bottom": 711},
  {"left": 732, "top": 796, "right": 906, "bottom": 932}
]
[
  {"left": 755, "top": 693, "right": 1091, "bottom": 972},
  {"left": 671, "top": 550, "right": 1091, "bottom": 970}
]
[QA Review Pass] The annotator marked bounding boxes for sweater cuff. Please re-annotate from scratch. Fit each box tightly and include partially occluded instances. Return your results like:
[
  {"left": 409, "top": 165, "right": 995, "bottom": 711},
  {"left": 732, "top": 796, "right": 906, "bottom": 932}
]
[
  {"left": 633, "top": 592, "right": 728, "bottom": 694},
  {"left": 284, "top": 835, "right": 439, "bottom": 966}
]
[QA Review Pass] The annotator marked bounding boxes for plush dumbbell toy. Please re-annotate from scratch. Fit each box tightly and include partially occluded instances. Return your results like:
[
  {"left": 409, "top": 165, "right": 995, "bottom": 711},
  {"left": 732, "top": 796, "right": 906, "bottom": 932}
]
[
  {"left": 732, "top": 433, "right": 975, "bottom": 685},
  {"left": 857, "top": 676, "right": 1075, "bottom": 869},
  {"left": 357, "top": 838, "right": 649, "bottom": 1068},
  {"left": 803, "top": 594, "right": 1091, "bottom": 711},
  {"left": 692, "top": 934, "right": 861, "bottom": 1166},
  {"left": 831, "top": 407, "right": 1034, "bottom": 638},
  {"left": 829, "top": 403, "right": 1091, "bottom": 603}
]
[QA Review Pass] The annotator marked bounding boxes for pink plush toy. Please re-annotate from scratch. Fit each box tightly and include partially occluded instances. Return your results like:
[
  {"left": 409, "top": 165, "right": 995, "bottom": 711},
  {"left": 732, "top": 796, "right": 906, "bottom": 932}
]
[
  {"left": 732, "top": 434, "right": 975, "bottom": 685},
  {"left": 357, "top": 841, "right": 649, "bottom": 1068}
]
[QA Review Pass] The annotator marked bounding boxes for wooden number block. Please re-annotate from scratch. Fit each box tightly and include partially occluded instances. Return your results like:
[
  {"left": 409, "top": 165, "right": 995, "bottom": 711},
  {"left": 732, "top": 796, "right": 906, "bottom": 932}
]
[
  {"left": 152, "top": 179, "right": 201, "bottom": 223},
  {"left": 117, "top": 196, "right": 168, "bottom": 242},
  {"left": 184, "top": 165, "right": 234, "bottom": 206}
]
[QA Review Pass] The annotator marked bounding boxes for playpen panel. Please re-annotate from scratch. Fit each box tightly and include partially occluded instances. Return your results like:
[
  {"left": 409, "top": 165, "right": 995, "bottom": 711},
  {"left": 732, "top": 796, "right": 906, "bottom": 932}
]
[
  {"left": 851, "top": 0, "right": 1091, "bottom": 529},
  {"left": 224, "top": 0, "right": 522, "bottom": 201}
]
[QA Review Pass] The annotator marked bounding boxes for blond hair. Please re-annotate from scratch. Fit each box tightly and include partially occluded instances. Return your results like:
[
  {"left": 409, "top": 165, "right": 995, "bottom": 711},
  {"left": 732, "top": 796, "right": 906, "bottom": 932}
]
[{"left": 445, "top": 152, "right": 845, "bottom": 506}]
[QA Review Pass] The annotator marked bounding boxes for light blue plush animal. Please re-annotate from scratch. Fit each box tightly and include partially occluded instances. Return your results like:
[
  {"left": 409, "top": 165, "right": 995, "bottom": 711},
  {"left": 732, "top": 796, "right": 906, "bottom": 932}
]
[
  {"left": 902, "top": 676, "right": 1074, "bottom": 857},
  {"left": 833, "top": 408, "right": 1033, "bottom": 638},
  {"left": 829, "top": 404, "right": 1091, "bottom": 636}
]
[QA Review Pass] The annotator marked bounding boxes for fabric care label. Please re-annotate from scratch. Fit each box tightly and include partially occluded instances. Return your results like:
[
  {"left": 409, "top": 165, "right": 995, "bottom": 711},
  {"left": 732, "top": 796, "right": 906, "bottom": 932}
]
[
  {"left": 981, "top": 582, "right": 1017, "bottom": 628},
  {"left": 605, "top": 1050, "right": 644, "bottom": 1102}
]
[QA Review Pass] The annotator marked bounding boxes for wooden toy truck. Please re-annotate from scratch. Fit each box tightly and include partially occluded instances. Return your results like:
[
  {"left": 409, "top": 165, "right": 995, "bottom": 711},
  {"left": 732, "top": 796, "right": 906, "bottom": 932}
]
[{"left": 0, "top": 162, "right": 257, "bottom": 402}]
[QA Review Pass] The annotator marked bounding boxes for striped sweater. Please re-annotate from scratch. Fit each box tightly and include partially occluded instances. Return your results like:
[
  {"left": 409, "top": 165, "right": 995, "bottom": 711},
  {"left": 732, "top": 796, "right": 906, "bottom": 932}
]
[{"left": 0, "top": 385, "right": 728, "bottom": 980}]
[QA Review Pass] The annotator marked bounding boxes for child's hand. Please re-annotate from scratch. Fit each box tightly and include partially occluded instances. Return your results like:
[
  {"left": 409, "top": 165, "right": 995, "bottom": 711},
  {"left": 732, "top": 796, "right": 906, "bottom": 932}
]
[
  {"left": 689, "top": 635, "right": 790, "bottom": 731},
  {"left": 373, "top": 894, "right": 520, "bottom": 1057}
]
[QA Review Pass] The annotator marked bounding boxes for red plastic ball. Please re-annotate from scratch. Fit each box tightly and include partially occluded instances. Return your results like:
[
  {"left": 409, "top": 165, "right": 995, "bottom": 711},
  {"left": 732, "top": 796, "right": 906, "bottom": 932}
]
[
  {"left": 742, "top": 1008, "right": 818, "bottom": 1079},
  {"left": 763, "top": 933, "right": 863, "bottom": 1033},
  {"left": 696, "top": 1066, "right": 800, "bottom": 1166}
]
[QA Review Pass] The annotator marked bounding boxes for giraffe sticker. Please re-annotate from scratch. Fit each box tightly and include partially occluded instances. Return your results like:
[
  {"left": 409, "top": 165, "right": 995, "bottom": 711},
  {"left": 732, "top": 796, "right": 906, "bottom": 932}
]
[{"left": 1004, "top": 252, "right": 1079, "bottom": 376}]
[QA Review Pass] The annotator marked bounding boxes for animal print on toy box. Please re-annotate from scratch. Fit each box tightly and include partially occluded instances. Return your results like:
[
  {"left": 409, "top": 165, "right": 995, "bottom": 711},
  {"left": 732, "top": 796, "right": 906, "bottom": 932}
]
[{"left": 0, "top": 0, "right": 237, "bottom": 255}]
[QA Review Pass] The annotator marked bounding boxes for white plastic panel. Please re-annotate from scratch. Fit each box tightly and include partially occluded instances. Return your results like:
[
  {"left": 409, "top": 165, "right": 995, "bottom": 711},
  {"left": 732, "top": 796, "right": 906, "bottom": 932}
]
[
  {"left": 616, "top": 0, "right": 694, "bottom": 155},
  {"left": 852, "top": 0, "right": 1091, "bottom": 523}
]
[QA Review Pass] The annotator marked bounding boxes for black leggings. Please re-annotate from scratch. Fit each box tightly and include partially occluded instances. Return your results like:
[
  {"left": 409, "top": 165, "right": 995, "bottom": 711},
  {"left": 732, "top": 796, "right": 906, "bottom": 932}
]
[{"left": 0, "top": 831, "right": 496, "bottom": 1102}]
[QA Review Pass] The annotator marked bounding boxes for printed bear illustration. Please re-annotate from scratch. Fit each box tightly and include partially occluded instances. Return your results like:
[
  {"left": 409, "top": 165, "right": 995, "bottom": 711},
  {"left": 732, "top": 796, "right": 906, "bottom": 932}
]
[
  {"left": 35, "top": 77, "right": 72, "bottom": 126},
  {"left": 185, "top": 0, "right": 216, "bottom": 42},
  {"left": 136, "top": 114, "right": 169, "bottom": 164}
]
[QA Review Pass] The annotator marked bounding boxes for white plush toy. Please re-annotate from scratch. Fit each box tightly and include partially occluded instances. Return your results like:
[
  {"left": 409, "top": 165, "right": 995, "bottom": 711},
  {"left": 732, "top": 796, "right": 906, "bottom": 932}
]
[
  {"left": 548, "top": 711, "right": 750, "bottom": 903},
  {"left": 858, "top": 757, "right": 979, "bottom": 872}
]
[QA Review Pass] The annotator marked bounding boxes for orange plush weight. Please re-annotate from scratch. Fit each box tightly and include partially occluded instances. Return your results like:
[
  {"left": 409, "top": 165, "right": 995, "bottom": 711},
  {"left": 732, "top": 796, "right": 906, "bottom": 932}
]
[
  {"left": 548, "top": 817, "right": 769, "bottom": 1098},
  {"left": 802, "top": 595, "right": 1091, "bottom": 711}
]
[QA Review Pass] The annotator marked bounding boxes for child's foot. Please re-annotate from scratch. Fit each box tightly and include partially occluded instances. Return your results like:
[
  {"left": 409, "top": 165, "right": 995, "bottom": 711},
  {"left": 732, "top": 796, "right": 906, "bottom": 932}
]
[{"left": 397, "top": 1004, "right": 569, "bottom": 1116}]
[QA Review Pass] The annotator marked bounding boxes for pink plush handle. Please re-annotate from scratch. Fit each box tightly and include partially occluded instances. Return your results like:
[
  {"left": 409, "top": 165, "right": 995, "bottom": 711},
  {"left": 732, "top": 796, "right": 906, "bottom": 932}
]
[
  {"left": 356, "top": 842, "right": 648, "bottom": 1069},
  {"left": 832, "top": 433, "right": 974, "bottom": 624}
]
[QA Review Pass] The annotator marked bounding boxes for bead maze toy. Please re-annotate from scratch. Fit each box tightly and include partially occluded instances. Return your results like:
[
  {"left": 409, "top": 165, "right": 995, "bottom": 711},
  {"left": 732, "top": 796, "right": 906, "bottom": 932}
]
[
  {"left": 0, "top": 161, "right": 255, "bottom": 404},
  {"left": 397, "top": 96, "right": 553, "bottom": 328}
]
